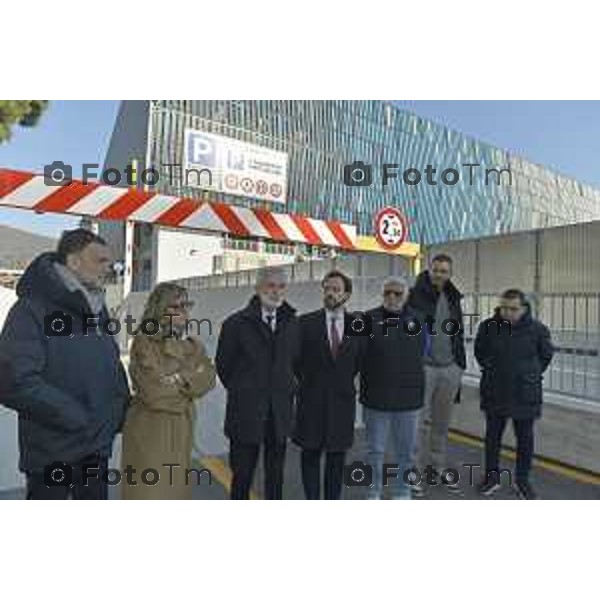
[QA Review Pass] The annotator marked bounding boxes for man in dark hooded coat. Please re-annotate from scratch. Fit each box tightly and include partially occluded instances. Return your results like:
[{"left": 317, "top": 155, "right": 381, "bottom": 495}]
[
  {"left": 0, "top": 229, "right": 130, "bottom": 500},
  {"left": 475, "top": 289, "right": 554, "bottom": 500}
]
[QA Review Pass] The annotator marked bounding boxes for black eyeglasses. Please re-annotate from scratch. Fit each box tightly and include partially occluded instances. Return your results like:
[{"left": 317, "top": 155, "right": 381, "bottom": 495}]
[{"left": 384, "top": 290, "right": 404, "bottom": 297}]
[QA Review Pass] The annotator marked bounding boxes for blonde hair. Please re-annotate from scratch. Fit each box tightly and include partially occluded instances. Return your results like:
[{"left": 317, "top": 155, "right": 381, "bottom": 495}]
[{"left": 136, "top": 282, "right": 190, "bottom": 338}]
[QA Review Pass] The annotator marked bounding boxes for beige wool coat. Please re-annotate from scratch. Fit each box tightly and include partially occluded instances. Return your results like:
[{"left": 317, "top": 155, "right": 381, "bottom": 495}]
[{"left": 121, "top": 333, "right": 216, "bottom": 499}]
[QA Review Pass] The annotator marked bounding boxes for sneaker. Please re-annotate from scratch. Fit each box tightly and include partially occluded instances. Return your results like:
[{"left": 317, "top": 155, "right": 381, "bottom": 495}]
[
  {"left": 514, "top": 481, "right": 538, "bottom": 500},
  {"left": 478, "top": 478, "right": 502, "bottom": 497}
]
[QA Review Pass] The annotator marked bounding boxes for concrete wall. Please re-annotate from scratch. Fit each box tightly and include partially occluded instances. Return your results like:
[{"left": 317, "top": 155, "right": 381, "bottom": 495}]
[
  {"left": 173, "top": 252, "right": 413, "bottom": 293},
  {"left": 155, "top": 229, "right": 223, "bottom": 283},
  {"left": 119, "top": 272, "right": 406, "bottom": 354}
]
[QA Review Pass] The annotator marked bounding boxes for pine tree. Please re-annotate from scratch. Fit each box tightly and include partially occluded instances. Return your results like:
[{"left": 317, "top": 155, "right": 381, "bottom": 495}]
[{"left": 0, "top": 101, "right": 49, "bottom": 143}]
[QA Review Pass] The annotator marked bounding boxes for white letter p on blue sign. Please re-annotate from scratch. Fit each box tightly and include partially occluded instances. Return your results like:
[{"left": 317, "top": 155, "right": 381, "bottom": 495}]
[{"left": 188, "top": 132, "right": 216, "bottom": 167}]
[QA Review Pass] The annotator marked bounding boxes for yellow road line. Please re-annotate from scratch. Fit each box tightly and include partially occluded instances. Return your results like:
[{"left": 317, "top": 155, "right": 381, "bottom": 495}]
[
  {"left": 194, "top": 431, "right": 600, "bottom": 500},
  {"left": 448, "top": 429, "right": 600, "bottom": 487},
  {"left": 194, "top": 456, "right": 260, "bottom": 499}
]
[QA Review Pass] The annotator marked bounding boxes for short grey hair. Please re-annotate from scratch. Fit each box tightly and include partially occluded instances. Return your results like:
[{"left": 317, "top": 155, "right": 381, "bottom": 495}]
[
  {"left": 382, "top": 275, "right": 408, "bottom": 290},
  {"left": 256, "top": 265, "right": 289, "bottom": 287}
]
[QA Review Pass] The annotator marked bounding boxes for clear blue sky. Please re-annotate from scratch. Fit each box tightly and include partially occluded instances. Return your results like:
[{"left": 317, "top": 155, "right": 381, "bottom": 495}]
[
  {"left": 1, "top": 100, "right": 599, "bottom": 238},
  {"left": 0, "top": 100, "right": 120, "bottom": 238},
  {"left": 397, "top": 100, "right": 600, "bottom": 188}
]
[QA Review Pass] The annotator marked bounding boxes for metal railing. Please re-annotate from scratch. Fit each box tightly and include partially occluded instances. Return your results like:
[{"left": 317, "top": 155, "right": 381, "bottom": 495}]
[
  {"left": 463, "top": 293, "right": 600, "bottom": 401},
  {"left": 172, "top": 255, "right": 413, "bottom": 292}
]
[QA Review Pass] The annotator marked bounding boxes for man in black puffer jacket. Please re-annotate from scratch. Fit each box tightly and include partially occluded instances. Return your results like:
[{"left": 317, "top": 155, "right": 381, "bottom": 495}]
[
  {"left": 0, "top": 229, "right": 131, "bottom": 500},
  {"left": 475, "top": 289, "right": 554, "bottom": 500},
  {"left": 359, "top": 276, "right": 425, "bottom": 500}
]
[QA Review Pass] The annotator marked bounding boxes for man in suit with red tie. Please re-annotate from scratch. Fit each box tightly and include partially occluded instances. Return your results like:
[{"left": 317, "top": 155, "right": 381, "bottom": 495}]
[{"left": 293, "top": 270, "right": 363, "bottom": 500}]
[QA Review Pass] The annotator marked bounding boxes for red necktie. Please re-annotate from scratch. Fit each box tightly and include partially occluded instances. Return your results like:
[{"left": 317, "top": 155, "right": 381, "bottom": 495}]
[{"left": 330, "top": 316, "right": 340, "bottom": 358}]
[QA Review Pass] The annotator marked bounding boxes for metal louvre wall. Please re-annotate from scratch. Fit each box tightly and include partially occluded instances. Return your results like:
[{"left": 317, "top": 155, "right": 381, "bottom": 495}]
[
  {"left": 540, "top": 221, "right": 600, "bottom": 293},
  {"left": 427, "top": 220, "right": 600, "bottom": 296},
  {"left": 143, "top": 101, "right": 600, "bottom": 244}
]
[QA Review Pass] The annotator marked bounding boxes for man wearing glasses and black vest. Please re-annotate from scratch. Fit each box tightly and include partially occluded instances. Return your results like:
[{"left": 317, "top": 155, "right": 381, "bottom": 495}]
[{"left": 359, "top": 276, "right": 426, "bottom": 500}]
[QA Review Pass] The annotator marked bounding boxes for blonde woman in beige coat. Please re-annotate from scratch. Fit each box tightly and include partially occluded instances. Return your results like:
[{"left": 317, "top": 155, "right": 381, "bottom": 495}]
[{"left": 121, "top": 283, "right": 216, "bottom": 500}]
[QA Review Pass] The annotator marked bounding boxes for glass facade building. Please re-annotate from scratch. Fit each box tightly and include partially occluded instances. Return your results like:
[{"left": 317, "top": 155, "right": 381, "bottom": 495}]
[{"left": 140, "top": 100, "right": 600, "bottom": 245}]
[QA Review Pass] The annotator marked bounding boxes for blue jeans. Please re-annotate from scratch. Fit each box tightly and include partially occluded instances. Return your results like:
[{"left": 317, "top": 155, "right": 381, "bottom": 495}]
[{"left": 364, "top": 407, "right": 420, "bottom": 499}]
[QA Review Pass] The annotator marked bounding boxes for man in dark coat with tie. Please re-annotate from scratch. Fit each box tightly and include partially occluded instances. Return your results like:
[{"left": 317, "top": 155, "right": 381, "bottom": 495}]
[
  {"left": 293, "top": 270, "right": 363, "bottom": 500},
  {"left": 216, "top": 266, "right": 300, "bottom": 500}
]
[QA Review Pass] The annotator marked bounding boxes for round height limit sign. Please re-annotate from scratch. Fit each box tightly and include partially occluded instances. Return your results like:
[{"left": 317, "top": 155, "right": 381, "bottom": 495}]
[{"left": 374, "top": 206, "right": 408, "bottom": 251}]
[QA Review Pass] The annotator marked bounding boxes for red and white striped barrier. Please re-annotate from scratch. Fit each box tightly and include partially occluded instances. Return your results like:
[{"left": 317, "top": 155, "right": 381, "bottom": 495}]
[{"left": 0, "top": 169, "right": 357, "bottom": 250}]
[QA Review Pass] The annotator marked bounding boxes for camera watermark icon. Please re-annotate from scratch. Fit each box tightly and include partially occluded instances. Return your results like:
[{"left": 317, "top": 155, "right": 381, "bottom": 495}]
[
  {"left": 342, "top": 161, "right": 513, "bottom": 187},
  {"left": 343, "top": 461, "right": 513, "bottom": 488},
  {"left": 43, "top": 161, "right": 73, "bottom": 186},
  {"left": 344, "top": 461, "right": 374, "bottom": 487},
  {"left": 45, "top": 462, "right": 74, "bottom": 487},
  {"left": 345, "top": 312, "right": 513, "bottom": 338},
  {"left": 43, "top": 461, "right": 213, "bottom": 488},
  {"left": 41, "top": 161, "right": 214, "bottom": 189},
  {"left": 42, "top": 310, "right": 214, "bottom": 339},
  {"left": 343, "top": 161, "right": 373, "bottom": 187}
]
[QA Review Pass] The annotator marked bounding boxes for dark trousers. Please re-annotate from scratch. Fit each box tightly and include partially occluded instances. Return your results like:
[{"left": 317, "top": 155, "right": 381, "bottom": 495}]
[
  {"left": 300, "top": 448, "right": 346, "bottom": 500},
  {"left": 484, "top": 414, "right": 535, "bottom": 485},
  {"left": 26, "top": 455, "right": 109, "bottom": 500},
  {"left": 229, "top": 414, "right": 286, "bottom": 500}
]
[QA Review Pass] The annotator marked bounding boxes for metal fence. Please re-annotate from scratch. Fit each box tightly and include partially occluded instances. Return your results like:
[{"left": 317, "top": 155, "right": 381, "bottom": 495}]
[
  {"left": 463, "top": 293, "right": 600, "bottom": 401},
  {"left": 172, "top": 254, "right": 413, "bottom": 292}
]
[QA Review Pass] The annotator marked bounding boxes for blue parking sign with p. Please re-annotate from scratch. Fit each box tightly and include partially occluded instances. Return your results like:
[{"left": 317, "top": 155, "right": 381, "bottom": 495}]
[{"left": 187, "top": 131, "right": 216, "bottom": 167}]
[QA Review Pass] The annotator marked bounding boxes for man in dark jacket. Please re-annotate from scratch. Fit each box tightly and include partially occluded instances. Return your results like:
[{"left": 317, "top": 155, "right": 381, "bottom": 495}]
[
  {"left": 293, "top": 270, "right": 363, "bottom": 500},
  {"left": 407, "top": 254, "right": 465, "bottom": 495},
  {"left": 216, "top": 266, "right": 300, "bottom": 500},
  {"left": 360, "top": 276, "right": 425, "bottom": 499},
  {"left": 475, "top": 289, "right": 554, "bottom": 500},
  {"left": 0, "top": 229, "right": 131, "bottom": 500}
]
